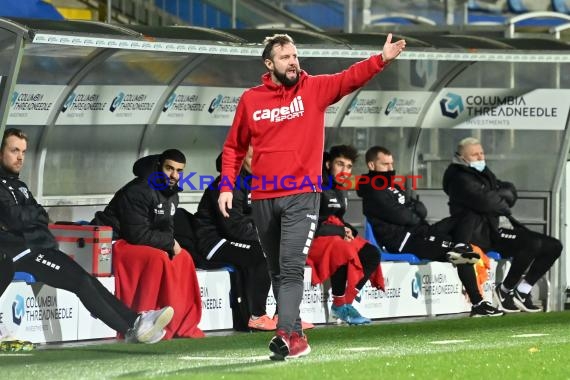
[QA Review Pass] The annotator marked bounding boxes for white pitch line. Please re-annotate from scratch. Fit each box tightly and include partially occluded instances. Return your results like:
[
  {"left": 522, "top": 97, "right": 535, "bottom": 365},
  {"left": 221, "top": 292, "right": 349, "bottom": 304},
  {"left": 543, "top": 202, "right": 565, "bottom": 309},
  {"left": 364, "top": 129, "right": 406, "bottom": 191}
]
[
  {"left": 344, "top": 347, "right": 377, "bottom": 352},
  {"left": 511, "top": 333, "right": 549, "bottom": 338},
  {"left": 179, "top": 355, "right": 268, "bottom": 361},
  {"left": 0, "top": 353, "right": 33, "bottom": 357},
  {"left": 429, "top": 339, "right": 471, "bottom": 345}
]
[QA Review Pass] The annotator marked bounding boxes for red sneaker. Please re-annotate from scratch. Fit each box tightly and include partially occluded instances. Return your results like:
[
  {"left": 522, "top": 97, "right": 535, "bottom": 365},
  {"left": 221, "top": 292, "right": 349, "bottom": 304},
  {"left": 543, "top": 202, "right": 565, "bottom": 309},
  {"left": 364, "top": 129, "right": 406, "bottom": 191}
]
[
  {"left": 289, "top": 332, "right": 311, "bottom": 359},
  {"left": 272, "top": 315, "right": 315, "bottom": 330},
  {"left": 268, "top": 329, "right": 290, "bottom": 361}
]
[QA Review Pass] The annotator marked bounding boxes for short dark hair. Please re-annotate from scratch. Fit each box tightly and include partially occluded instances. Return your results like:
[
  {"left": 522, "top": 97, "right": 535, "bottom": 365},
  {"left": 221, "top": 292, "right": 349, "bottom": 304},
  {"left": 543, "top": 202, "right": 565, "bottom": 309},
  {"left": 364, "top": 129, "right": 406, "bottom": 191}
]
[
  {"left": 159, "top": 149, "right": 186, "bottom": 165},
  {"left": 262, "top": 34, "right": 295, "bottom": 61},
  {"left": 1, "top": 128, "right": 28, "bottom": 152},
  {"left": 328, "top": 145, "right": 358, "bottom": 163},
  {"left": 365, "top": 146, "right": 392, "bottom": 163}
]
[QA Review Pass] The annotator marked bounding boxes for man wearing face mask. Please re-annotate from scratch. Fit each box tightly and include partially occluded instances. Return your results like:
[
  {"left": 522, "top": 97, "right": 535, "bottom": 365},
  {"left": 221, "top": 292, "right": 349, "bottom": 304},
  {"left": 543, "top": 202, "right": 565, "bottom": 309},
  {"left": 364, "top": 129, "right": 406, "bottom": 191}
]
[
  {"left": 443, "top": 137, "right": 562, "bottom": 314},
  {"left": 357, "top": 145, "right": 503, "bottom": 317}
]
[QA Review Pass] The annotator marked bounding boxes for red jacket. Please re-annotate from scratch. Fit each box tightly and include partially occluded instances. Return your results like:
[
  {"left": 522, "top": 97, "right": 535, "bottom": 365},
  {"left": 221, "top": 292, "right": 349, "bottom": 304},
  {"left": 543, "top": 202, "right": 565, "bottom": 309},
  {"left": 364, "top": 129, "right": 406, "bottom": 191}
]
[{"left": 221, "top": 54, "right": 386, "bottom": 200}]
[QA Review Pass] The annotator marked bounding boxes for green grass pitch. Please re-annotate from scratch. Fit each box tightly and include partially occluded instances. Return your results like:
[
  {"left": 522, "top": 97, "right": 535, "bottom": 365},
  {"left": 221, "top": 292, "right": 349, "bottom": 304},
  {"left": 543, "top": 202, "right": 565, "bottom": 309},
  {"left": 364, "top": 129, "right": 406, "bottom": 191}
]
[{"left": 2, "top": 311, "right": 570, "bottom": 379}]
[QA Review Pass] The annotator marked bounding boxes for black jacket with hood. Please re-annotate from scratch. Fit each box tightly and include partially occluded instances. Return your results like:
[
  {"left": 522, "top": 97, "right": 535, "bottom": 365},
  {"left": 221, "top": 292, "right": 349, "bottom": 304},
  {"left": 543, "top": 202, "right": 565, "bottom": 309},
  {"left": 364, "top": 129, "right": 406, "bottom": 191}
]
[
  {"left": 0, "top": 166, "right": 58, "bottom": 255},
  {"left": 442, "top": 160, "right": 517, "bottom": 249},
  {"left": 92, "top": 154, "right": 179, "bottom": 255},
  {"left": 356, "top": 170, "right": 428, "bottom": 252},
  {"left": 193, "top": 154, "right": 257, "bottom": 259}
]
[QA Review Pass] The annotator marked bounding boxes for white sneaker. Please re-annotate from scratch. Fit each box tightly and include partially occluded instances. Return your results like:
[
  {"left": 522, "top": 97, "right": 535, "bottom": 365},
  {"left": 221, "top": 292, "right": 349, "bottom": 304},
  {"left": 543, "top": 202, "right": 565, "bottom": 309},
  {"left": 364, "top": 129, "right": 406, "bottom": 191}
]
[
  {"left": 146, "top": 329, "right": 167, "bottom": 344},
  {"left": 127, "top": 306, "right": 174, "bottom": 344}
]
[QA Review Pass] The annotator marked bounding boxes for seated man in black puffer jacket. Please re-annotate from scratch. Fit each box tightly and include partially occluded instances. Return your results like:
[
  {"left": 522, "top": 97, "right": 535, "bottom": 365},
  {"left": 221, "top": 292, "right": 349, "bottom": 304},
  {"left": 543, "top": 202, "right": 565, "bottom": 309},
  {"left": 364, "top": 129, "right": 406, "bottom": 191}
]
[
  {"left": 443, "top": 137, "right": 562, "bottom": 313},
  {"left": 189, "top": 148, "right": 276, "bottom": 331},
  {"left": 357, "top": 145, "right": 502, "bottom": 317}
]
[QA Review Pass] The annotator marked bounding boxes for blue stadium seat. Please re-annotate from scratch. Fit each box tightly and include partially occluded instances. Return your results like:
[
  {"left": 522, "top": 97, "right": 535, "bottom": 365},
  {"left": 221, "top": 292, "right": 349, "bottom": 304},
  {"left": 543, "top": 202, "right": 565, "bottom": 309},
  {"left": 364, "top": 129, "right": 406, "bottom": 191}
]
[
  {"left": 485, "top": 251, "right": 502, "bottom": 260},
  {"left": 552, "top": 0, "right": 570, "bottom": 13},
  {"left": 13, "top": 271, "right": 36, "bottom": 283},
  {"left": 364, "top": 220, "right": 424, "bottom": 264},
  {"left": 222, "top": 264, "right": 236, "bottom": 273}
]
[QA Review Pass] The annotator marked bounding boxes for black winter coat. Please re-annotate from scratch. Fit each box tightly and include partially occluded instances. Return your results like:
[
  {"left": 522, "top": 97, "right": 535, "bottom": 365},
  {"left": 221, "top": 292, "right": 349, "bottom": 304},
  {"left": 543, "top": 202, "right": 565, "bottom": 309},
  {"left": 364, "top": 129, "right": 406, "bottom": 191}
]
[
  {"left": 193, "top": 170, "right": 257, "bottom": 258},
  {"left": 316, "top": 172, "right": 357, "bottom": 237},
  {"left": 92, "top": 154, "right": 178, "bottom": 255},
  {"left": 356, "top": 170, "right": 428, "bottom": 252},
  {"left": 0, "top": 167, "right": 58, "bottom": 255},
  {"left": 442, "top": 162, "right": 517, "bottom": 249}
]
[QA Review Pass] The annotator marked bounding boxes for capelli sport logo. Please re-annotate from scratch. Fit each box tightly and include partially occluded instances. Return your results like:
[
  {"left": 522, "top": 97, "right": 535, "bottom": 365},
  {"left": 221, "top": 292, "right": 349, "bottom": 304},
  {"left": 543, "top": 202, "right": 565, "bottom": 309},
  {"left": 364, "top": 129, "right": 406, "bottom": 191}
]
[{"left": 439, "top": 92, "right": 464, "bottom": 119}]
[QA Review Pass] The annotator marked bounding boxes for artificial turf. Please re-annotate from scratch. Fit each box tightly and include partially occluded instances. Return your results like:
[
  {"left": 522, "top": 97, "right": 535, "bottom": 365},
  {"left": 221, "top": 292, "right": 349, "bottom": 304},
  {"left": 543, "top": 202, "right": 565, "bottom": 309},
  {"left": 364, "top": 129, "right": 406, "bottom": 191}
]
[{"left": 2, "top": 311, "right": 569, "bottom": 379}]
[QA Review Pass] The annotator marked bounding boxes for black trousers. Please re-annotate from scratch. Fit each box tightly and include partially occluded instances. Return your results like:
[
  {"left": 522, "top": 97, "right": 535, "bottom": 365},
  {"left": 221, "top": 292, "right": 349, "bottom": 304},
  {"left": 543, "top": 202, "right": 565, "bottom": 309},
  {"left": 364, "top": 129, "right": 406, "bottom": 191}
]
[
  {"left": 399, "top": 225, "right": 483, "bottom": 305},
  {"left": 330, "top": 243, "right": 381, "bottom": 297},
  {"left": 0, "top": 251, "right": 14, "bottom": 298},
  {"left": 10, "top": 248, "right": 138, "bottom": 334},
  {"left": 210, "top": 240, "right": 271, "bottom": 317},
  {"left": 492, "top": 226, "right": 562, "bottom": 289}
]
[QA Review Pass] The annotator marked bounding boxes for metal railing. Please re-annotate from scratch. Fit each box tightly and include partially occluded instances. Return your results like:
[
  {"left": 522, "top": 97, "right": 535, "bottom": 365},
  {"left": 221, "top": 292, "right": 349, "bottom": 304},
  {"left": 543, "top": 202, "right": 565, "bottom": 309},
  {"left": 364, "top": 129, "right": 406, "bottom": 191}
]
[{"left": 78, "top": 0, "right": 187, "bottom": 26}]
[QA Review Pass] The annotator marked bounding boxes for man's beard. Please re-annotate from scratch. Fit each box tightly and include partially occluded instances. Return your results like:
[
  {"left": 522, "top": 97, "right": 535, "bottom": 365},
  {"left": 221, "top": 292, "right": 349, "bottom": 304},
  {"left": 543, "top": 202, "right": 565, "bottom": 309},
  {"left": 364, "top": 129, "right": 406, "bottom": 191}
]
[
  {"left": 274, "top": 69, "right": 299, "bottom": 87},
  {"left": 0, "top": 162, "right": 20, "bottom": 176}
]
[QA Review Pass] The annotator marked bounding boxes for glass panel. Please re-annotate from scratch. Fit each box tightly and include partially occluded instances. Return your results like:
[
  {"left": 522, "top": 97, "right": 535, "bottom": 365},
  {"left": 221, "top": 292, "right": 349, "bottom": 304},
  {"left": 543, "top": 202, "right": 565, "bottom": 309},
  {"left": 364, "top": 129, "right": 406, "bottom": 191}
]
[
  {"left": 326, "top": 126, "right": 419, "bottom": 179},
  {"left": 416, "top": 60, "right": 568, "bottom": 191},
  {"left": 0, "top": 29, "right": 17, "bottom": 76},
  {"left": 142, "top": 124, "right": 230, "bottom": 192},
  {"left": 416, "top": 129, "right": 564, "bottom": 191},
  {"left": 19, "top": 45, "right": 95, "bottom": 85},
  {"left": 43, "top": 125, "right": 144, "bottom": 195},
  {"left": 182, "top": 55, "right": 264, "bottom": 87},
  {"left": 81, "top": 51, "right": 190, "bottom": 85}
]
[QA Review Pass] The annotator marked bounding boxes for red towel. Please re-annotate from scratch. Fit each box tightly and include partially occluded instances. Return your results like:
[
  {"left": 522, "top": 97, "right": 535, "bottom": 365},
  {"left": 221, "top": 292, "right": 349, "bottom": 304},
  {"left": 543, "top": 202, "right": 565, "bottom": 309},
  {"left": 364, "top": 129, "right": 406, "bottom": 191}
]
[
  {"left": 307, "top": 216, "right": 384, "bottom": 303},
  {"left": 113, "top": 240, "right": 204, "bottom": 339}
]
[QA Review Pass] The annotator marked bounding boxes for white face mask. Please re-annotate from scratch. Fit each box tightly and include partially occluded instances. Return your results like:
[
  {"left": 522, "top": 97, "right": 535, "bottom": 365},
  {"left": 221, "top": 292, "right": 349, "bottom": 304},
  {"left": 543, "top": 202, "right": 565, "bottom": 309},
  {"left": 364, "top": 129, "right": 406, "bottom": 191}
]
[{"left": 469, "top": 160, "right": 486, "bottom": 172}]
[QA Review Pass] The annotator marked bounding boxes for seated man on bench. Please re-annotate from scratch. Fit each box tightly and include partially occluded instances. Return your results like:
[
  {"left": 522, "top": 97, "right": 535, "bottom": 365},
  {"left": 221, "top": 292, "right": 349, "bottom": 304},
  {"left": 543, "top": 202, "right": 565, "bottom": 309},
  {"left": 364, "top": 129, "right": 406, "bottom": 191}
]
[
  {"left": 307, "top": 145, "right": 384, "bottom": 325},
  {"left": 92, "top": 149, "right": 203, "bottom": 339},
  {"left": 443, "top": 137, "right": 562, "bottom": 313},
  {"left": 357, "top": 145, "right": 503, "bottom": 317},
  {"left": 190, "top": 148, "right": 275, "bottom": 331},
  {"left": 0, "top": 128, "right": 173, "bottom": 345}
]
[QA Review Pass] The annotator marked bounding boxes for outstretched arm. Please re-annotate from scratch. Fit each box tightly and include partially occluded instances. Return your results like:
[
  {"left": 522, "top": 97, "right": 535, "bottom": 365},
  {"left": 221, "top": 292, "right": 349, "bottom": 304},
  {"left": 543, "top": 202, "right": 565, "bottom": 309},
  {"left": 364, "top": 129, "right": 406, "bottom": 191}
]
[
  {"left": 312, "top": 33, "right": 407, "bottom": 107},
  {"left": 382, "top": 33, "right": 406, "bottom": 62}
]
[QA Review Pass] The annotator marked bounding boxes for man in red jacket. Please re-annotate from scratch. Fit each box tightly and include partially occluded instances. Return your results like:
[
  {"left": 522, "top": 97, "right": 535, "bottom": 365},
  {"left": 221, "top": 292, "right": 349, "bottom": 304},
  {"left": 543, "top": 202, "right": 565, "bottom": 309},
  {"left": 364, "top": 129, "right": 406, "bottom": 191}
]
[{"left": 218, "top": 33, "right": 406, "bottom": 360}]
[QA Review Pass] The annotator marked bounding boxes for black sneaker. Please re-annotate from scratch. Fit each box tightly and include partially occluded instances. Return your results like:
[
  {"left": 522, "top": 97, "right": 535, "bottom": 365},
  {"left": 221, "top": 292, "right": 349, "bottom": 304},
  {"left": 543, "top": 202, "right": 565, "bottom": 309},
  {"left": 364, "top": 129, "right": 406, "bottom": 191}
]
[
  {"left": 512, "top": 289, "right": 543, "bottom": 313},
  {"left": 470, "top": 301, "right": 504, "bottom": 317},
  {"left": 493, "top": 284, "right": 520, "bottom": 313},
  {"left": 446, "top": 243, "right": 480, "bottom": 265}
]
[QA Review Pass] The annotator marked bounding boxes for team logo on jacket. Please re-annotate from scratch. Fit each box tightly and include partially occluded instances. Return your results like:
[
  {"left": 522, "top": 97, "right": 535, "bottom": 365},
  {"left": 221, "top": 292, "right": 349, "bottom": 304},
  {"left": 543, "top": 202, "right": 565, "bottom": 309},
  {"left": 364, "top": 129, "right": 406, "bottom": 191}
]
[
  {"left": 154, "top": 203, "right": 165, "bottom": 215},
  {"left": 170, "top": 203, "right": 176, "bottom": 216},
  {"left": 252, "top": 96, "right": 304, "bottom": 122},
  {"left": 18, "top": 187, "right": 29, "bottom": 199},
  {"left": 328, "top": 197, "right": 341, "bottom": 209}
]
